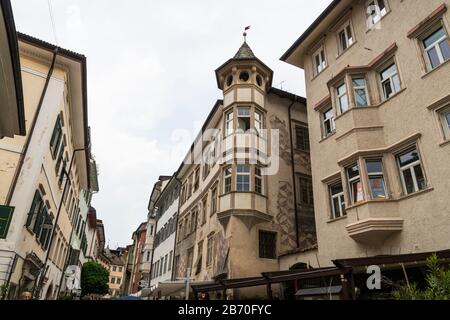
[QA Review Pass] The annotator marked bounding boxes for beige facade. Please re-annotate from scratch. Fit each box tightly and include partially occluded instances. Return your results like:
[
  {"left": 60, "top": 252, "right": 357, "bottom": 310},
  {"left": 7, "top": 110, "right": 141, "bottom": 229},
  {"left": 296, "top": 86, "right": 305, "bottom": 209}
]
[
  {"left": 281, "top": 0, "right": 450, "bottom": 271},
  {"left": 0, "top": 34, "right": 90, "bottom": 300},
  {"left": 173, "top": 42, "right": 314, "bottom": 298}
]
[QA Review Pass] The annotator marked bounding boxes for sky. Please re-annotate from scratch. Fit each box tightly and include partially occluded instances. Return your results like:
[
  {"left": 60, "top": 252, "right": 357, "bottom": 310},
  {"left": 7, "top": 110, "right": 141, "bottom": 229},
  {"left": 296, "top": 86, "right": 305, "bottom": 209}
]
[{"left": 11, "top": 0, "right": 331, "bottom": 247}]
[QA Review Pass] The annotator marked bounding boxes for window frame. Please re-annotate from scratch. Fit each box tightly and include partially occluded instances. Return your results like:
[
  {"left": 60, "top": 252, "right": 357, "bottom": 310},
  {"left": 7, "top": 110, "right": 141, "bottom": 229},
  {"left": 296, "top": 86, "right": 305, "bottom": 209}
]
[
  {"left": 440, "top": 106, "right": 450, "bottom": 139},
  {"left": 295, "top": 125, "right": 310, "bottom": 152},
  {"left": 346, "top": 163, "right": 364, "bottom": 204},
  {"left": 206, "top": 235, "right": 214, "bottom": 267},
  {"left": 365, "top": 158, "right": 387, "bottom": 200},
  {"left": 336, "top": 81, "right": 349, "bottom": 114},
  {"left": 312, "top": 45, "right": 327, "bottom": 76},
  {"left": 379, "top": 62, "right": 401, "bottom": 100},
  {"left": 329, "top": 181, "right": 346, "bottom": 220},
  {"left": 396, "top": 147, "right": 427, "bottom": 195},
  {"left": 211, "top": 186, "right": 218, "bottom": 215},
  {"left": 223, "top": 166, "right": 232, "bottom": 194},
  {"left": 258, "top": 230, "right": 277, "bottom": 260},
  {"left": 322, "top": 106, "right": 336, "bottom": 138},
  {"left": 224, "top": 110, "right": 234, "bottom": 136},
  {"left": 352, "top": 76, "right": 370, "bottom": 107},
  {"left": 236, "top": 164, "right": 251, "bottom": 192},
  {"left": 237, "top": 107, "right": 251, "bottom": 133},
  {"left": 254, "top": 166, "right": 264, "bottom": 195},
  {"left": 420, "top": 25, "right": 450, "bottom": 71},
  {"left": 366, "top": 0, "right": 388, "bottom": 28},
  {"left": 337, "top": 20, "right": 355, "bottom": 54}
]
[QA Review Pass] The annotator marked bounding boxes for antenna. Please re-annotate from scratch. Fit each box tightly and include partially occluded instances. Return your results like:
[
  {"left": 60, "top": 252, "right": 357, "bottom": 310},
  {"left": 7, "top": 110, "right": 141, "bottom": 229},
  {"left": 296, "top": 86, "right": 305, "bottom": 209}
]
[{"left": 277, "top": 81, "right": 286, "bottom": 90}]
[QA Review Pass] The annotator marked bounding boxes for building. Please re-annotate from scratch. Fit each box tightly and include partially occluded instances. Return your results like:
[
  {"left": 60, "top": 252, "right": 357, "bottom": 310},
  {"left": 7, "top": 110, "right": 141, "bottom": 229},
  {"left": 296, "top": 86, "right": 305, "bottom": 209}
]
[
  {"left": 0, "top": 33, "right": 91, "bottom": 300},
  {"left": 106, "top": 248, "right": 126, "bottom": 297},
  {"left": 173, "top": 40, "right": 313, "bottom": 299},
  {"left": 122, "top": 243, "right": 134, "bottom": 295},
  {"left": 150, "top": 174, "right": 179, "bottom": 292},
  {"left": 0, "top": 0, "right": 25, "bottom": 139},
  {"left": 128, "top": 222, "right": 147, "bottom": 294},
  {"left": 280, "top": 0, "right": 450, "bottom": 298}
]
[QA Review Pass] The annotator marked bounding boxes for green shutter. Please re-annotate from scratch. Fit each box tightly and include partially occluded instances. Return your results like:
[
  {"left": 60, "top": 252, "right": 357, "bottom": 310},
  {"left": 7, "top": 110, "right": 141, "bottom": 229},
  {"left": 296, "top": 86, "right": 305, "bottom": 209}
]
[{"left": 0, "top": 206, "right": 14, "bottom": 239}]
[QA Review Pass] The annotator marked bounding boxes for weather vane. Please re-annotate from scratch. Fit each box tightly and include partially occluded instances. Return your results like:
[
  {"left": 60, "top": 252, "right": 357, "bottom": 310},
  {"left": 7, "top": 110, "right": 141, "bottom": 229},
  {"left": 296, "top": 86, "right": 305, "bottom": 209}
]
[{"left": 243, "top": 26, "right": 251, "bottom": 42}]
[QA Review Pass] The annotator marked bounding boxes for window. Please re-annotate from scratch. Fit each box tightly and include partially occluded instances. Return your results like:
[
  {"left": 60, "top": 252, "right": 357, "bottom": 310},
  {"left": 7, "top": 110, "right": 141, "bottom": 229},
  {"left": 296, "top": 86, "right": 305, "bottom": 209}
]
[
  {"left": 239, "top": 71, "right": 250, "bottom": 82},
  {"left": 366, "top": 159, "right": 387, "bottom": 199},
  {"left": 211, "top": 187, "right": 218, "bottom": 215},
  {"left": 196, "top": 241, "right": 203, "bottom": 275},
  {"left": 295, "top": 125, "right": 310, "bottom": 151},
  {"left": 338, "top": 21, "right": 354, "bottom": 53},
  {"left": 112, "top": 266, "right": 117, "bottom": 272},
  {"left": 313, "top": 46, "right": 327, "bottom": 75},
  {"left": 194, "top": 167, "right": 200, "bottom": 192},
  {"left": 164, "top": 254, "right": 168, "bottom": 274},
  {"left": 254, "top": 110, "right": 263, "bottom": 135},
  {"left": 225, "top": 111, "right": 234, "bottom": 136},
  {"left": 380, "top": 63, "right": 401, "bottom": 99},
  {"left": 236, "top": 165, "right": 250, "bottom": 192},
  {"left": 330, "top": 182, "right": 346, "bottom": 219},
  {"left": 440, "top": 107, "right": 450, "bottom": 139},
  {"left": 397, "top": 148, "right": 426, "bottom": 194},
  {"left": 322, "top": 107, "right": 336, "bottom": 137},
  {"left": 223, "top": 166, "right": 232, "bottom": 193},
  {"left": 168, "top": 251, "right": 173, "bottom": 271},
  {"left": 367, "top": 0, "right": 387, "bottom": 27},
  {"left": 299, "top": 176, "right": 314, "bottom": 206},
  {"left": 206, "top": 235, "right": 214, "bottom": 267},
  {"left": 111, "top": 277, "right": 116, "bottom": 284},
  {"left": 118, "top": 267, "right": 122, "bottom": 272},
  {"left": 237, "top": 107, "right": 251, "bottom": 132},
  {"left": 352, "top": 77, "right": 369, "bottom": 107},
  {"left": 174, "top": 255, "right": 180, "bottom": 278},
  {"left": 259, "top": 230, "right": 276, "bottom": 259},
  {"left": 337, "top": 82, "right": 349, "bottom": 113},
  {"left": 347, "top": 164, "right": 364, "bottom": 204},
  {"left": 117, "top": 278, "right": 121, "bottom": 285},
  {"left": 187, "top": 247, "right": 194, "bottom": 273},
  {"left": 201, "top": 196, "right": 207, "bottom": 224},
  {"left": 422, "top": 26, "right": 450, "bottom": 70},
  {"left": 26, "top": 190, "right": 43, "bottom": 229},
  {"left": 255, "top": 166, "right": 263, "bottom": 195},
  {"left": 50, "top": 115, "right": 63, "bottom": 159}
]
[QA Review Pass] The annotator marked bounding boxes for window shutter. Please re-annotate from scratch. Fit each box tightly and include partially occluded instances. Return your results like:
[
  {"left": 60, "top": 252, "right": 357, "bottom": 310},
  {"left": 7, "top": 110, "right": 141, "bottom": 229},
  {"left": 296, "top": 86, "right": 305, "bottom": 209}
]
[{"left": 0, "top": 206, "right": 14, "bottom": 239}]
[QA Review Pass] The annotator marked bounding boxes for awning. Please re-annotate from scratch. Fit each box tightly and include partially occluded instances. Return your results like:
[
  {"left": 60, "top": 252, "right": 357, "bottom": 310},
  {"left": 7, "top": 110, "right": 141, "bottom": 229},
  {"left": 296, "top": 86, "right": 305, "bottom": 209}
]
[
  {"left": 295, "top": 285, "right": 342, "bottom": 297},
  {"left": 142, "top": 280, "right": 215, "bottom": 298}
]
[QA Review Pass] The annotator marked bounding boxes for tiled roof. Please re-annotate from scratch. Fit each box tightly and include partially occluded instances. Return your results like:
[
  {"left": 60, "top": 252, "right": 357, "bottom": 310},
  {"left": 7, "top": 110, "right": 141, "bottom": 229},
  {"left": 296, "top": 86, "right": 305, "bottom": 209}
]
[{"left": 233, "top": 41, "right": 256, "bottom": 59}]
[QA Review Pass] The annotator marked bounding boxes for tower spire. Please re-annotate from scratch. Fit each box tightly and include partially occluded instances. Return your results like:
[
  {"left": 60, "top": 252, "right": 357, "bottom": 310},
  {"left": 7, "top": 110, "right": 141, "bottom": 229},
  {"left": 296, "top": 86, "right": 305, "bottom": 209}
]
[{"left": 243, "top": 26, "right": 251, "bottom": 42}]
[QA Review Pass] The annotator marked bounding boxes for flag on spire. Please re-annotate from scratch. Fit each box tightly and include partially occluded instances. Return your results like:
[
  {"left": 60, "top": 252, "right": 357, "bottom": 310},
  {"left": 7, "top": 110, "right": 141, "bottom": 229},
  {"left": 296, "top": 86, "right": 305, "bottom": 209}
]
[{"left": 245, "top": 26, "right": 251, "bottom": 31}]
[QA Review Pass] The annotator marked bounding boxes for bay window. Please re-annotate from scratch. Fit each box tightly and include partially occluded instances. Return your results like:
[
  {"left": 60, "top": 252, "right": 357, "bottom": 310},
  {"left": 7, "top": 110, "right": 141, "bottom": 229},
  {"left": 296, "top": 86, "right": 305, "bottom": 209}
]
[
  {"left": 352, "top": 77, "right": 370, "bottom": 107},
  {"left": 337, "top": 82, "right": 349, "bottom": 113},
  {"left": 236, "top": 164, "right": 250, "bottom": 192},
  {"left": 255, "top": 166, "right": 263, "bottom": 195},
  {"left": 237, "top": 107, "right": 251, "bottom": 132},
  {"left": 223, "top": 166, "right": 232, "bottom": 193},
  {"left": 397, "top": 148, "right": 426, "bottom": 194},
  {"left": 225, "top": 110, "right": 234, "bottom": 136},
  {"left": 254, "top": 110, "right": 263, "bottom": 135},
  {"left": 380, "top": 63, "right": 401, "bottom": 99},
  {"left": 347, "top": 164, "right": 364, "bottom": 204},
  {"left": 366, "top": 159, "right": 387, "bottom": 199},
  {"left": 329, "top": 182, "right": 346, "bottom": 219},
  {"left": 421, "top": 26, "right": 450, "bottom": 70}
]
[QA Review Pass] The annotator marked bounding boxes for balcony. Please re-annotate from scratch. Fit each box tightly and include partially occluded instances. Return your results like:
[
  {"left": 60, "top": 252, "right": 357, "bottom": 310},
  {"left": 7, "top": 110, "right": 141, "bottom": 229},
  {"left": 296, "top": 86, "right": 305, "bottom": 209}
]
[{"left": 345, "top": 200, "right": 403, "bottom": 244}]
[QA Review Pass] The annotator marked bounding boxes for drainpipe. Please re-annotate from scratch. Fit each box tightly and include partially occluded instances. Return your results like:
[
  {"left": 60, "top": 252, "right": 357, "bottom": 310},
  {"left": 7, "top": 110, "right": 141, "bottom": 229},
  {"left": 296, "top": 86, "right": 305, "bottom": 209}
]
[
  {"left": 5, "top": 48, "right": 58, "bottom": 206},
  {"left": 288, "top": 101, "right": 300, "bottom": 249}
]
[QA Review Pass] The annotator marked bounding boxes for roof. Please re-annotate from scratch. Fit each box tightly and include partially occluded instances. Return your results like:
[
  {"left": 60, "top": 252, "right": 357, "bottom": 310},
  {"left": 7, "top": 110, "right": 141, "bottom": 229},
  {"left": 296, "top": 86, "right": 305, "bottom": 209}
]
[
  {"left": 280, "top": 0, "right": 342, "bottom": 62},
  {"left": 17, "top": 32, "right": 91, "bottom": 190},
  {"left": 234, "top": 41, "right": 256, "bottom": 59},
  {"left": 268, "top": 87, "right": 306, "bottom": 105},
  {"left": 0, "top": 0, "right": 25, "bottom": 137}
]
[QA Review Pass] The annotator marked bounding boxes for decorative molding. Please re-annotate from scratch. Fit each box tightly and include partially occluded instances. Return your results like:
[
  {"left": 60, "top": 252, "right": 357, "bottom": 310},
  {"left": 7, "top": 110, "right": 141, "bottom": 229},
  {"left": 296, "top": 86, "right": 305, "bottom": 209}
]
[{"left": 407, "top": 4, "right": 447, "bottom": 38}]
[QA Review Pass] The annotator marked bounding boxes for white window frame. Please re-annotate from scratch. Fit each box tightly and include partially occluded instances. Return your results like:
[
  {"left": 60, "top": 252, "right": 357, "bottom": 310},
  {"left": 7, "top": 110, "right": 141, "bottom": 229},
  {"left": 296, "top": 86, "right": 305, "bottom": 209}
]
[
  {"left": 330, "top": 182, "right": 346, "bottom": 220},
  {"left": 421, "top": 26, "right": 450, "bottom": 71},
  {"left": 440, "top": 107, "right": 450, "bottom": 139},
  {"left": 313, "top": 45, "right": 327, "bottom": 76},
  {"left": 380, "top": 62, "right": 401, "bottom": 100},
  {"left": 366, "top": 0, "right": 388, "bottom": 28},
  {"left": 347, "top": 163, "right": 364, "bottom": 204},
  {"left": 225, "top": 110, "right": 234, "bottom": 136},
  {"left": 237, "top": 107, "right": 251, "bottom": 133},
  {"left": 337, "top": 21, "right": 354, "bottom": 53},
  {"left": 223, "top": 166, "right": 232, "bottom": 194},
  {"left": 322, "top": 106, "right": 336, "bottom": 138},
  {"left": 352, "top": 76, "right": 370, "bottom": 107},
  {"left": 337, "top": 82, "right": 349, "bottom": 113},
  {"left": 236, "top": 164, "right": 251, "bottom": 192},
  {"left": 254, "top": 110, "right": 263, "bottom": 136},
  {"left": 397, "top": 148, "right": 426, "bottom": 194}
]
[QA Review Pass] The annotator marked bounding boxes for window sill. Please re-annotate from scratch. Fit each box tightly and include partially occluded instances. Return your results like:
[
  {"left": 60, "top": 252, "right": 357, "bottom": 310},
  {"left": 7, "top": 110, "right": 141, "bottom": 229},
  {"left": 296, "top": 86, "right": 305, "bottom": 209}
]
[
  {"left": 327, "top": 215, "right": 347, "bottom": 224},
  {"left": 375, "top": 87, "right": 407, "bottom": 108},
  {"left": 335, "top": 105, "right": 380, "bottom": 121},
  {"left": 220, "top": 191, "right": 268, "bottom": 199},
  {"left": 319, "top": 131, "right": 336, "bottom": 143},
  {"left": 311, "top": 65, "right": 329, "bottom": 82},
  {"left": 439, "top": 139, "right": 450, "bottom": 148},
  {"left": 336, "top": 41, "right": 357, "bottom": 61},
  {"left": 421, "top": 59, "right": 450, "bottom": 79},
  {"left": 399, "top": 187, "right": 434, "bottom": 201}
]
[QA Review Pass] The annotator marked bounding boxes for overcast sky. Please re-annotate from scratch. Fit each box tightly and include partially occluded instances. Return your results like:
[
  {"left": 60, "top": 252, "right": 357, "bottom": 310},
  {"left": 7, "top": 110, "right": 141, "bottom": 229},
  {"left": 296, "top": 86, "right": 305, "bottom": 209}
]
[{"left": 12, "top": 0, "right": 330, "bottom": 247}]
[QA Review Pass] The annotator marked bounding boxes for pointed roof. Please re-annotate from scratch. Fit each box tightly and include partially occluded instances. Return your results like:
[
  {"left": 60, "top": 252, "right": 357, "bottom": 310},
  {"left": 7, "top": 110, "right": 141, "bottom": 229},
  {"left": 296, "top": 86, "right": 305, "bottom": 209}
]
[{"left": 233, "top": 41, "right": 256, "bottom": 59}]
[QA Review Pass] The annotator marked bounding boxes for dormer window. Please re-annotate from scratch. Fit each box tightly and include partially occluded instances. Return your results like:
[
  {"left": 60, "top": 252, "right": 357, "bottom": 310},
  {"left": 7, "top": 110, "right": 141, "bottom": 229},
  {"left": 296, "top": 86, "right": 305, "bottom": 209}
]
[
  {"left": 313, "top": 46, "right": 327, "bottom": 76},
  {"left": 337, "top": 21, "right": 354, "bottom": 54}
]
